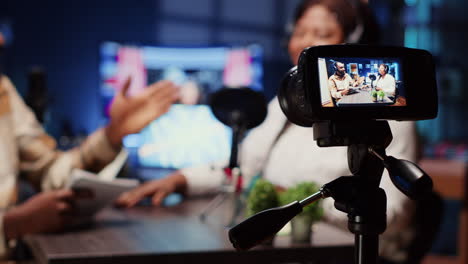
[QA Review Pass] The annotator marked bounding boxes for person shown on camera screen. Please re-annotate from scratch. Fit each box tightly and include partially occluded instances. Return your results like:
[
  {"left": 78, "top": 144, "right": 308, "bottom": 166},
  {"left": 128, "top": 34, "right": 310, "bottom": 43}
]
[
  {"left": 375, "top": 63, "right": 396, "bottom": 97},
  {"left": 328, "top": 61, "right": 359, "bottom": 99},
  {"left": 118, "top": 1, "right": 418, "bottom": 263}
]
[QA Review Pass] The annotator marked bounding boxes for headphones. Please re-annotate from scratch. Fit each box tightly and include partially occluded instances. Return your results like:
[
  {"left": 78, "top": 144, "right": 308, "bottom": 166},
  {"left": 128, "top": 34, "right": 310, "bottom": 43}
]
[
  {"left": 380, "top": 64, "right": 389, "bottom": 74},
  {"left": 278, "top": 64, "right": 314, "bottom": 127},
  {"left": 333, "top": 61, "right": 343, "bottom": 71},
  {"left": 333, "top": 61, "right": 346, "bottom": 74}
]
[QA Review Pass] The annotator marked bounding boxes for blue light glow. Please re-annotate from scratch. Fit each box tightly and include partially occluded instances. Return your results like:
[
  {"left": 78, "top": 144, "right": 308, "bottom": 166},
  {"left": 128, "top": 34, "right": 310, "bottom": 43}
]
[
  {"left": 136, "top": 105, "right": 232, "bottom": 168},
  {"left": 405, "top": 0, "right": 418, "bottom": 6},
  {"left": 417, "top": 1, "right": 431, "bottom": 24},
  {"left": 404, "top": 27, "right": 418, "bottom": 48}
]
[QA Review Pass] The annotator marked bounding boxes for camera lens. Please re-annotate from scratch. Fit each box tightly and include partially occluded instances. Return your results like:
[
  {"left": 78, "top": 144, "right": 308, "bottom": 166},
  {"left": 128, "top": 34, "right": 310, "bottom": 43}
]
[{"left": 278, "top": 66, "right": 314, "bottom": 127}]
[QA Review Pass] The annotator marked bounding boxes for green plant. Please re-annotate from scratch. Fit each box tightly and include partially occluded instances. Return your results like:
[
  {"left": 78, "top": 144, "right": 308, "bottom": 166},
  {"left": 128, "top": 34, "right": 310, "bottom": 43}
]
[
  {"left": 377, "top": 90, "right": 385, "bottom": 97},
  {"left": 279, "top": 182, "right": 324, "bottom": 222},
  {"left": 246, "top": 179, "right": 279, "bottom": 217},
  {"left": 371, "top": 90, "right": 378, "bottom": 97}
]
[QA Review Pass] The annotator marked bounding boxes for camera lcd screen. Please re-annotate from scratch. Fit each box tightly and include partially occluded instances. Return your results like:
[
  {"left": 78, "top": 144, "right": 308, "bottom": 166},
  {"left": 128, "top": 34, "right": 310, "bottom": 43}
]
[{"left": 317, "top": 57, "right": 405, "bottom": 108}]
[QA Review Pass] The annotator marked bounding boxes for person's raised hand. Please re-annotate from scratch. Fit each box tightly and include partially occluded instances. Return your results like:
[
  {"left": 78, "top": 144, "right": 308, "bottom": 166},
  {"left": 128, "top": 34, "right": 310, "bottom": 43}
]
[{"left": 105, "top": 78, "right": 180, "bottom": 148}]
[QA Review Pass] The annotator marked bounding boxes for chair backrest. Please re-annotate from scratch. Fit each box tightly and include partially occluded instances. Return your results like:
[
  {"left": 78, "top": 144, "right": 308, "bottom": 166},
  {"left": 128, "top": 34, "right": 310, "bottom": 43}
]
[{"left": 404, "top": 192, "right": 444, "bottom": 264}]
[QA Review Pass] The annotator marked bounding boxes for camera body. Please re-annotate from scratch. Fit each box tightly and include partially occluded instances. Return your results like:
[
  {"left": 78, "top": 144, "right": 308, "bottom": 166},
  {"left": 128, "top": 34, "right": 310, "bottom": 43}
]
[{"left": 279, "top": 45, "right": 438, "bottom": 126}]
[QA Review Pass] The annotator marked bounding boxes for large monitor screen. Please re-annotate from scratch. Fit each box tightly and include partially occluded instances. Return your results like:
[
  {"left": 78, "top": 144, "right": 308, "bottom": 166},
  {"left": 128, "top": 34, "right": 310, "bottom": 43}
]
[
  {"left": 100, "top": 42, "right": 263, "bottom": 168},
  {"left": 317, "top": 57, "right": 405, "bottom": 108}
]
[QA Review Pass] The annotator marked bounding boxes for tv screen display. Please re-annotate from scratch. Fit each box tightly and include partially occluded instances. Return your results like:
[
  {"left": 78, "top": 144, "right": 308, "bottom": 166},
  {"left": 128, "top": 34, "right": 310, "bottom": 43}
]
[{"left": 100, "top": 42, "right": 263, "bottom": 169}]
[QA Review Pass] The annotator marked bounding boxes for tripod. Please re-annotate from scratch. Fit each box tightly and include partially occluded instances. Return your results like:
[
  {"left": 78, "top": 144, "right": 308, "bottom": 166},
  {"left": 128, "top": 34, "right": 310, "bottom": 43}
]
[
  {"left": 316, "top": 121, "right": 391, "bottom": 263},
  {"left": 228, "top": 120, "right": 433, "bottom": 264}
]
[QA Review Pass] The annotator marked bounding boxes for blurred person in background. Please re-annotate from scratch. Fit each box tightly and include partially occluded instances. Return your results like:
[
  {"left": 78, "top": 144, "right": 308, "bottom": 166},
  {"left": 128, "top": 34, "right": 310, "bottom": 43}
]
[
  {"left": 0, "top": 29, "right": 179, "bottom": 259},
  {"left": 118, "top": 1, "right": 418, "bottom": 263}
]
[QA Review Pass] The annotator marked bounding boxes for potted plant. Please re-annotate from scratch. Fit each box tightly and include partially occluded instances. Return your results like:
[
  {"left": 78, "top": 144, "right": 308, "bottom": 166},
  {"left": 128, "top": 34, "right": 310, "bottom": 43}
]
[
  {"left": 377, "top": 90, "right": 386, "bottom": 101},
  {"left": 246, "top": 179, "right": 279, "bottom": 217},
  {"left": 371, "top": 90, "right": 378, "bottom": 102},
  {"left": 279, "top": 182, "right": 324, "bottom": 243}
]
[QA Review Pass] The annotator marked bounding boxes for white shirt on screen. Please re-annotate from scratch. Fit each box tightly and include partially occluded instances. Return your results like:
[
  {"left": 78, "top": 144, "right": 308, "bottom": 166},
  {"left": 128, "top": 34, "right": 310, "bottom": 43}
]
[{"left": 376, "top": 74, "right": 396, "bottom": 96}]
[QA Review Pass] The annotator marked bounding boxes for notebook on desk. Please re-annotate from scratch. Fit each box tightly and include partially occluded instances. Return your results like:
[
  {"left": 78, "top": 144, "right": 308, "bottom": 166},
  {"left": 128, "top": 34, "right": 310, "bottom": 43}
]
[
  {"left": 346, "top": 88, "right": 360, "bottom": 95},
  {"left": 66, "top": 150, "right": 138, "bottom": 224}
]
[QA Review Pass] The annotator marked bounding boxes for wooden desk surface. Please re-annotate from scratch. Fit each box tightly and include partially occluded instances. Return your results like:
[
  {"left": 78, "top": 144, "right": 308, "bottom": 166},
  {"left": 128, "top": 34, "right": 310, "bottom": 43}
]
[
  {"left": 331, "top": 89, "right": 406, "bottom": 107},
  {"left": 337, "top": 90, "right": 393, "bottom": 105},
  {"left": 25, "top": 196, "right": 354, "bottom": 264}
]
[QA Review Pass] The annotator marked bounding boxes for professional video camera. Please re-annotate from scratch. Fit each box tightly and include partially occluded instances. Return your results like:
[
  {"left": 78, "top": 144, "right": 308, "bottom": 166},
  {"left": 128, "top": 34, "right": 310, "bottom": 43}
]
[
  {"left": 229, "top": 45, "right": 438, "bottom": 264},
  {"left": 278, "top": 44, "right": 437, "bottom": 125}
]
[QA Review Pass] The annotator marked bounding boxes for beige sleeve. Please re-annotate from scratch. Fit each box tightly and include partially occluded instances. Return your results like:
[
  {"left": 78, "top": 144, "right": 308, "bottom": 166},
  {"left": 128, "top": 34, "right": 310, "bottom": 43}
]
[
  {"left": 4, "top": 76, "right": 120, "bottom": 191},
  {"left": 346, "top": 74, "right": 354, "bottom": 86},
  {"left": 38, "top": 128, "right": 120, "bottom": 190},
  {"left": 328, "top": 78, "right": 341, "bottom": 99}
]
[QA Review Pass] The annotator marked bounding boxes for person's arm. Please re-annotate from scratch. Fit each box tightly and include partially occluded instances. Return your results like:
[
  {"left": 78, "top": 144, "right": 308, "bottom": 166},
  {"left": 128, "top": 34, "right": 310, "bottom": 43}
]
[
  {"left": 1, "top": 189, "right": 77, "bottom": 258},
  {"left": 115, "top": 163, "right": 229, "bottom": 207},
  {"left": 5, "top": 74, "right": 118, "bottom": 190},
  {"left": 347, "top": 74, "right": 358, "bottom": 87},
  {"left": 328, "top": 78, "right": 343, "bottom": 99},
  {"left": 5, "top": 76, "right": 178, "bottom": 191},
  {"left": 2, "top": 190, "right": 76, "bottom": 240},
  {"left": 117, "top": 98, "right": 289, "bottom": 207}
]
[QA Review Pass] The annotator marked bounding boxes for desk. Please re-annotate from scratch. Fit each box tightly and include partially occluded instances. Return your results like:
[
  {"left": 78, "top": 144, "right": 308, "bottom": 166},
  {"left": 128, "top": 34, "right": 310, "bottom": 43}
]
[
  {"left": 25, "top": 196, "right": 354, "bottom": 264},
  {"left": 331, "top": 89, "right": 407, "bottom": 107},
  {"left": 337, "top": 90, "right": 394, "bottom": 106}
]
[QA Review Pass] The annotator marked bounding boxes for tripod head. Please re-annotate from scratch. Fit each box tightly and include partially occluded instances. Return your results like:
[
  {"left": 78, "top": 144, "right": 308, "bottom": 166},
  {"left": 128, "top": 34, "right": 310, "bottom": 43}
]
[{"left": 314, "top": 120, "right": 433, "bottom": 198}]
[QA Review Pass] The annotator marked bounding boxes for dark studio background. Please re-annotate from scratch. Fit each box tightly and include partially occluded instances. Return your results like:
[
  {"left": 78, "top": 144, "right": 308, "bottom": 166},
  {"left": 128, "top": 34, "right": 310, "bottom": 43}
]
[{"left": 1, "top": 0, "right": 467, "bottom": 257}]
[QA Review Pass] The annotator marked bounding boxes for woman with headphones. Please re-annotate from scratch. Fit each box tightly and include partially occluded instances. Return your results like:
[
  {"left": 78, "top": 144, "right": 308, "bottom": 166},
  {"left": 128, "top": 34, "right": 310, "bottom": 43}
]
[
  {"left": 118, "top": 1, "right": 417, "bottom": 263},
  {"left": 375, "top": 63, "right": 397, "bottom": 97}
]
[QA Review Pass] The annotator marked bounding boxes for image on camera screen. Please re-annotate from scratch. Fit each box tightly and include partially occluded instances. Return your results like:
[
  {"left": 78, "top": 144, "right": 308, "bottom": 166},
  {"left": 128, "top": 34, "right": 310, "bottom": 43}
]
[{"left": 318, "top": 57, "right": 406, "bottom": 108}]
